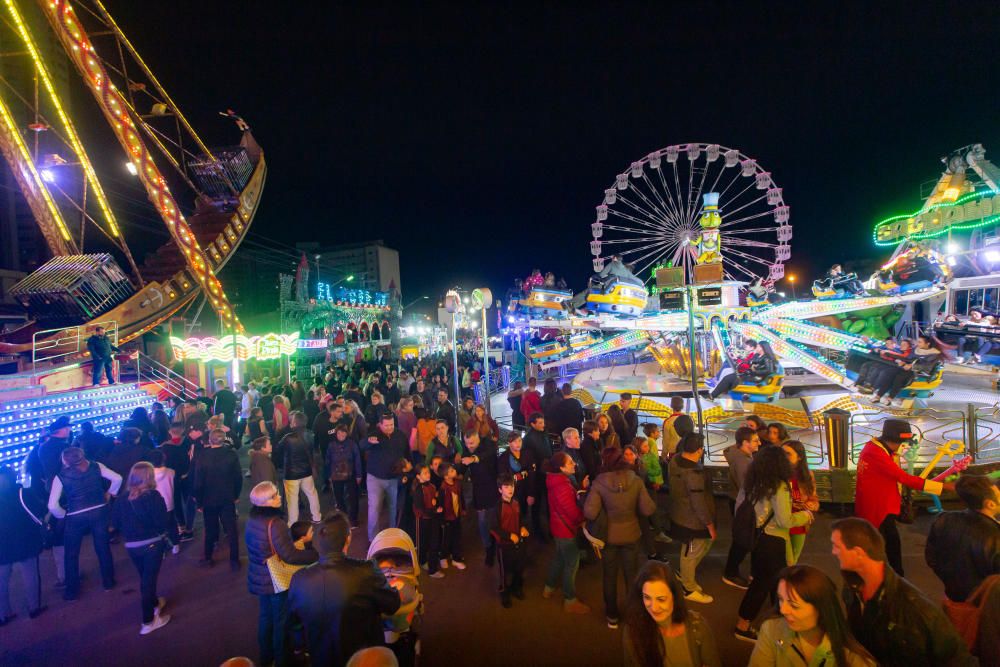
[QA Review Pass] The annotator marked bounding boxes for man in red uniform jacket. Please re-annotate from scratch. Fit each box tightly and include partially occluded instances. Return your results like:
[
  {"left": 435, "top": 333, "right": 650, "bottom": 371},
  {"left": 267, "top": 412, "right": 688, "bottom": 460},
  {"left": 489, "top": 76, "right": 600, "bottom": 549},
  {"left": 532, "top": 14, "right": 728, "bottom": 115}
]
[{"left": 855, "top": 419, "right": 953, "bottom": 575}]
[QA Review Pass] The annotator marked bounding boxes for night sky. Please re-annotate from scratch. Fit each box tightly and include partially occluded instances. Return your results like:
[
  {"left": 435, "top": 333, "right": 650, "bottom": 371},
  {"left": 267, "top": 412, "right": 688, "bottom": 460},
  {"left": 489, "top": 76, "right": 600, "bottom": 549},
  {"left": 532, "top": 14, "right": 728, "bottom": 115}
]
[{"left": 104, "top": 1, "right": 1000, "bottom": 317}]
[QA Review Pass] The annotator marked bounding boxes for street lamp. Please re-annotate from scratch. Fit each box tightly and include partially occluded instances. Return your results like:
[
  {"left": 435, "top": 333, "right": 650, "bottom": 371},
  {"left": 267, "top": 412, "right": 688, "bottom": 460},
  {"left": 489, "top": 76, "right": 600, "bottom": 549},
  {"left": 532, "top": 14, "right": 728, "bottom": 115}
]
[{"left": 787, "top": 274, "right": 797, "bottom": 300}]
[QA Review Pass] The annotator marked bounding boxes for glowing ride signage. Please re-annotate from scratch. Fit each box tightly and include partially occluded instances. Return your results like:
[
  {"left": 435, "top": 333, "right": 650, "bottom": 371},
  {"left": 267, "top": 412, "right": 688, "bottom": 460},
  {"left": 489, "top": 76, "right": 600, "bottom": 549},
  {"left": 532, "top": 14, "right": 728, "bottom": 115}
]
[{"left": 171, "top": 332, "right": 301, "bottom": 362}]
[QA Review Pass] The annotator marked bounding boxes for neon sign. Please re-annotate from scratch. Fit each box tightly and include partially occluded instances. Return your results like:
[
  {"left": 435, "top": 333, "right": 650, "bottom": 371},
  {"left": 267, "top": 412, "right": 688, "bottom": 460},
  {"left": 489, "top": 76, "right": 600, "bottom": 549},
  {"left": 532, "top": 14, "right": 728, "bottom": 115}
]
[
  {"left": 317, "top": 282, "right": 389, "bottom": 308},
  {"left": 171, "top": 332, "right": 300, "bottom": 362}
]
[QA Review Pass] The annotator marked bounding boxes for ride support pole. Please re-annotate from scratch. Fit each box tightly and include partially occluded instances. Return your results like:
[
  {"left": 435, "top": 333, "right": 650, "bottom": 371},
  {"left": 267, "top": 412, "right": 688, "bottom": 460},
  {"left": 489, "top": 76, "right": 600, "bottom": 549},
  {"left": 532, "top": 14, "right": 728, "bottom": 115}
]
[{"left": 686, "top": 286, "right": 704, "bottom": 434}]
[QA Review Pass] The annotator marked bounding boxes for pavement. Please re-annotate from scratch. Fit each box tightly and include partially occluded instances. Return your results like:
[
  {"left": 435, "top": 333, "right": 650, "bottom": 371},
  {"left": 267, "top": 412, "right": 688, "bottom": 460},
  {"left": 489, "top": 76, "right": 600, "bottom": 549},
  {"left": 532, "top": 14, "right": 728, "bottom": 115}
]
[{"left": 0, "top": 456, "right": 949, "bottom": 667}]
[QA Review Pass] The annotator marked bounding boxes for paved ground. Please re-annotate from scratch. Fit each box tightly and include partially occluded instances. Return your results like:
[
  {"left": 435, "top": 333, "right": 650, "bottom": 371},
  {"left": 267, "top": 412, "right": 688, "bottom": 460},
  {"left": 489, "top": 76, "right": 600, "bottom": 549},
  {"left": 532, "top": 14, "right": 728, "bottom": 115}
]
[{"left": 1, "top": 452, "right": 949, "bottom": 667}]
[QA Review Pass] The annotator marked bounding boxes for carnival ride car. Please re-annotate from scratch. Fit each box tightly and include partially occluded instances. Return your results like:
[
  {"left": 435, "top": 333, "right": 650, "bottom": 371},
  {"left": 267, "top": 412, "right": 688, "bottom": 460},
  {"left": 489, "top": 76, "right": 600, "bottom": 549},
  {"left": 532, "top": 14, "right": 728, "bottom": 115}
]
[
  {"left": 526, "top": 337, "right": 568, "bottom": 362},
  {"left": 584, "top": 277, "right": 649, "bottom": 316},
  {"left": 872, "top": 246, "right": 950, "bottom": 296},
  {"left": 569, "top": 330, "right": 603, "bottom": 349},
  {"left": 811, "top": 273, "right": 866, "bottom": 299},
  {"left": 518, "top": 287, "right": 572, "bottom": 318}
]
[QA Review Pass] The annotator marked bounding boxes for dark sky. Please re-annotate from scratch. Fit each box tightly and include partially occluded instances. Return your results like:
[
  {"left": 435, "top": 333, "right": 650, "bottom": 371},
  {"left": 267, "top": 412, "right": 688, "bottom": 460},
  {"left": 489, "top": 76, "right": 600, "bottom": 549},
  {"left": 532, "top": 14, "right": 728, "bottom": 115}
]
[{"left": 104, "top": 1, "right": 1000, "bottom": 316}]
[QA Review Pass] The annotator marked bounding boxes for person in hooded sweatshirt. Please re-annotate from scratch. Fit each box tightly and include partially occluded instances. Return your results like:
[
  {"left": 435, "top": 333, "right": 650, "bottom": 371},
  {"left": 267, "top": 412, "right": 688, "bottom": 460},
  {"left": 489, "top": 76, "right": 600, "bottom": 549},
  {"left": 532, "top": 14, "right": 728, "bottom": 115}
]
[
  {"left": 26, "top": 416, "right": 74, "bottom": 587},
  {"left": 584, "top": 446, "right": 656, "bottom": 629},
  {"left": 288, "top": 511, "right": 401, "bottom": 667}
]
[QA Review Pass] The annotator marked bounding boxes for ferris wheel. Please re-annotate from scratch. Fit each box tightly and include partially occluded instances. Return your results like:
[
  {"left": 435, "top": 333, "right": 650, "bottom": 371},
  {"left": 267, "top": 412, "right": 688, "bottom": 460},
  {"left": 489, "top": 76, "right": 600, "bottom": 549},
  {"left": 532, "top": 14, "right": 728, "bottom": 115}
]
[{"left": 590, "top": 143, "right": 792, "bottom": 286}]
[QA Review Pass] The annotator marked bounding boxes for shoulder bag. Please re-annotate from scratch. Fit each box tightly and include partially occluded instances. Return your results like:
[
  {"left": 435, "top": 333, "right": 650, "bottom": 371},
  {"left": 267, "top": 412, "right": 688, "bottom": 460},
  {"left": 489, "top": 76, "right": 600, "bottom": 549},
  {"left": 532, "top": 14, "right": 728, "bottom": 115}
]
[{"left": 265, "top": 518, "right": 307, "bottom": 593}]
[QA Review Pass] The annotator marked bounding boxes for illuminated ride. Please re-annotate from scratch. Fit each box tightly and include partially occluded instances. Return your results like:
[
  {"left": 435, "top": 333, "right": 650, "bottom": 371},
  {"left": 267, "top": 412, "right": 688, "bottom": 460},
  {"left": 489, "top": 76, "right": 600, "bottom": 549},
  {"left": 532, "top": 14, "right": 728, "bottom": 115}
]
[
  {"left": 526, "top": 337, "right": 568, "bottom": 362},
  {"left": 0, "top": 0, "right": 266, "bottom": 358},
  {"left": 811, "top": 272, "right": 867, "bottom": 300},
  {"left": 871, "top": 242, "right": 951, "bottom": 295},
  {"left": 590, "top": 143, "right": 792, "bottom": 289},
  {"left": 584, "top": 276, "right": 648, "bottom": 316},
  {"left": 518, "top": 287, "right": 573, "bottom": 318}
]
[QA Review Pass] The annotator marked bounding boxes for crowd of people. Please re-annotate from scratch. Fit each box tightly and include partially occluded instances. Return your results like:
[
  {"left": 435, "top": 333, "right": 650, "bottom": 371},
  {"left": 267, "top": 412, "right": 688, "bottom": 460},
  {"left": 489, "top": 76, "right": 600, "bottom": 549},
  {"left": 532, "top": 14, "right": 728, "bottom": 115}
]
[{"left": 1, "top": 348, "right": 998, "bottom": 666}]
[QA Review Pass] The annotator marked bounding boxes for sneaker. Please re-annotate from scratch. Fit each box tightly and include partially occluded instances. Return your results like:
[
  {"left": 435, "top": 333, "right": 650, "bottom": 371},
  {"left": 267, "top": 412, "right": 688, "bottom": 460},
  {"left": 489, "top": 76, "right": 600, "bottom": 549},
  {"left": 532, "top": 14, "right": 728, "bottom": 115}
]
[
  {"left": 734, "top": 627, "right": 758, "bottom": 643},
  {"left": 429, "top": 571, "right": 445, "bottom": 579},
  {"left": 654, "top": 531, "right": 673, "bottom": 543},
  {"left": 881, "top": 396, "right": 893, "bottom": 406},
  {"left": 606, "top": 617, "right": 620, "bottom": 629},
  {"left": 171, "top": 544, "right": 180, "bottom": 555},
  {"left": 440, "top": 559, "right": 449, "bottom": 569},
  {"left": 155, "top": 597, "right": 166, "bottom": 615},
  {"left": 683, "top": 589, "right": 714, "bottom": 604},
  {"left": 858, "top": 385, "right": 874, "bottom": 395},
  {"left": 452, "top": 560, "right": 466, "bottom": 570},
  {"left": 564, "top": 600, "right": 591, "bottom": 614},
  {"left": 140, "top": 613, "right": 171, "bottom": 636},
  {"left": 722, "top": 575, "right": 750, "bottom": 590},
  {"left": 179, "top": 532, "right": 195, "bottom": 543}
]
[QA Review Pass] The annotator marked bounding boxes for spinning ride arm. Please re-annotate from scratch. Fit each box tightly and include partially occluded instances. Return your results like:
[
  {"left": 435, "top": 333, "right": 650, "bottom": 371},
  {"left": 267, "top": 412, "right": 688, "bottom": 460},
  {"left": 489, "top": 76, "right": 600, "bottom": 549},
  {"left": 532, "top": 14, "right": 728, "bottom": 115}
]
[
  {"left": 729, "top": 321, "right": 848, "bottom": 386},
  {"left": 40, "top": 0, "right": 244, "bottom": 332}
]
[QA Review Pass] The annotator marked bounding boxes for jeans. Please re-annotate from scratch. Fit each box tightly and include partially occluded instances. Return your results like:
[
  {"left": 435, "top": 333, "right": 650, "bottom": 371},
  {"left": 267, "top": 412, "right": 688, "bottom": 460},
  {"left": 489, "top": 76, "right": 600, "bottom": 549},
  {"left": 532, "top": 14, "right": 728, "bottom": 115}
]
[
  {"left": 332, "top": 478, "right": 359, "bottom": 524},
  {"left": 679, "top": 537, "right": 714, "bottom": 593},
  {"left": 545, "top": 537, "right": 581, "bottom": 600},
  {"left": 283, "top": 476, "right": 321, "bottom": 525},
  {"left": 366, "top": 475, "right": 399, "bottom": 541},
  {"left": 738, "top": 533, "right": 786, "bottom": 621},
  {"left": 441, "top": 519, "right": 463, "bottom": 562},
  {"left": 602, "top": 542, "right": 639, "bottom": 621},
  {"left": 91, "top": 357, "right": 114, "bottom": 385},
  {"left": 63, "top": 505, "right": 115, "bottom": 599},
  {"left": 258, "top": 591, "right": 289, "bottom": 667},
  {"left": 203, "top": 503, "right": 239, "bottom": 562},
  {"left": 725, "top": 498, "right": 749, "bottom": 579},
  {"left": 126, "top": 540, "right": 165, "bottom": 624},
  {"left": 880, "top": 515, "right": 904, "bottom": 576},
  {"left": 0, "top": 556, "right": 41, "bottom": 617},
  {"left": 417, "top": 517, "right": 441, "bottom": 574}
]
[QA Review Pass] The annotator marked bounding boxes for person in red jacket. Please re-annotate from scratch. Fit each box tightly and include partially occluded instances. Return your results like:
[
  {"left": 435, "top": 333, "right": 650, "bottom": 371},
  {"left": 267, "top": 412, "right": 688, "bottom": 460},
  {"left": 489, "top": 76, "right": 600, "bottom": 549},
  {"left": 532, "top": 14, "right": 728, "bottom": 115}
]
[
  {"left": 854, "top": 419, "right": 953, "bottom": 575},
  {"left": 543, "top": 452, "right": 590, "bottom": 614},
  {"left": 519, "top": 377, "right": 542, "bottom": 426}
]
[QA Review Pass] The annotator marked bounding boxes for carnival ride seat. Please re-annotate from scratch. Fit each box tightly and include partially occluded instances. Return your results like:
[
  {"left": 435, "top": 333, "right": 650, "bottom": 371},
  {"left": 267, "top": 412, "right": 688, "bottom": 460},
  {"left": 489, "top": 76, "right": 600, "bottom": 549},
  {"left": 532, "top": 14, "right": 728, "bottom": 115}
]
[
  {"left": 519, "top": 287, "right": 572, "bottom": 318},
  {"left": 569, "top": 330, "right": 602, "bottom": 350},
  {"left": 526, "top": 338, "right": 567, "bottom": 362},
  {"left": 811, "top": 274, "right": 864, "bottom": 300},
  {"left": 585, "top": 277, "right": 648, "bottom": 317},
  {"left": 730, "top": 365, "right": 785, "bottom": 403},
  {"left": 746, "top": 294, "right": 770, "bottom": 307},
  {"left": 896, "top": 365, "right": 945, "bottom": 399}
]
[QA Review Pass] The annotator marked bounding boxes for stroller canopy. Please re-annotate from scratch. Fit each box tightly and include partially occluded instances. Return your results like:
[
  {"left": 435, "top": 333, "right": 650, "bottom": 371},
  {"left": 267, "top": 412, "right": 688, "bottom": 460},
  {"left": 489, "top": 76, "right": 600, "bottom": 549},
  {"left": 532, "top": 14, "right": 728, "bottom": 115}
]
[{"left": 367, "top": 528, "right": 420, "bottom": 577}]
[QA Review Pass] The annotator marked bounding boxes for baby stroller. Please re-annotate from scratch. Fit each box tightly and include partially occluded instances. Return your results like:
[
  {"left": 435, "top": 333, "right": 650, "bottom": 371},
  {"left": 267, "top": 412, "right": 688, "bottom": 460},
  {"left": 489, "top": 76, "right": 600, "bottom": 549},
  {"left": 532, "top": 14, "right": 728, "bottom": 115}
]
[{"left": 368, "top": 528, "right": 423, "bottom": 667}]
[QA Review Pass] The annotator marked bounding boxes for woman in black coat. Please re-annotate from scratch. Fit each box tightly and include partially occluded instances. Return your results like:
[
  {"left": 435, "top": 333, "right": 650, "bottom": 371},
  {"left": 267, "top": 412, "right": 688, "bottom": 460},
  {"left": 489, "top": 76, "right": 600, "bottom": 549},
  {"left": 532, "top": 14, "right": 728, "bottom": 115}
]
[
  {"left": 112, "top": 462, "right": 171, "bottom": 635},
  {"left": 0, "top": 466, "right": 46, "bottom": 624},
  {"left": 245, "top": 481, "right": 318, "bottom": 667}
]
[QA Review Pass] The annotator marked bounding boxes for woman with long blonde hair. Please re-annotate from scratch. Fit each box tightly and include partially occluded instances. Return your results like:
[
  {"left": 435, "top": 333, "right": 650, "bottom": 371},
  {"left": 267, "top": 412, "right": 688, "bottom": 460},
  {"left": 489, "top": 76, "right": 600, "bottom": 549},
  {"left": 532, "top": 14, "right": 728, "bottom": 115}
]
[{"left": 112, "top": 462, "right": 171, "bottom": 635}]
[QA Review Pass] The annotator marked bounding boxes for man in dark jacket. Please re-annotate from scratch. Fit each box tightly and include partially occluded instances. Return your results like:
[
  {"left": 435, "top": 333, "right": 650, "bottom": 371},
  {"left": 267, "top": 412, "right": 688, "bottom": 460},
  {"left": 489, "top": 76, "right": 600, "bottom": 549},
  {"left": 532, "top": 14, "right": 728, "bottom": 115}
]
[
  {"left": 432, "top": 388, "right": 457, "bottom": 434},
  {"left": 212, "top": 379, "right": 237, "bottom": 429},
  {"left": 363, "top": 414, "right": 409, "bottom": 541},
  {"left": 606, "top": 393, "right": 639, "bottom": 446},
  {"left": 313, "top": 402, "right": 344, "bottom": 489},
  {"left": 86, "top": 326, "right": 119, "bottom": 386},
  {"left": 0, "top": 466, "right": 47, "bottom": 621},
  {"left": 832, "top": 517, "right": 976, "bottom": 667},
  {"left": 72, "top": 421, "right": 113, "bottom": 464},
  {"left": 245, "top": 481, "right": 318, "bottom": 667},
  {"left": 925, "top": 474, "right": 1000, "bottom": 602},
  {"left": 280, "top": 411, "right": 320, "bottom": 525},
  {"left": 192, "top": 429, "right": 243, "bottom": 569},
  {"left": 547, "top": 383, "right": 584, "bottom": 437},
  {"left": 460, "top": 430, "right": 499, "bottom": 565},
  {"left": 523, "top": 412, "right": 553, "bottom": 538},
  {"left": 26, "top": 416, "right": 73, "bottom": 502},
  {"left": 288, "top": 511, "right": 401, "bottom": 667}
]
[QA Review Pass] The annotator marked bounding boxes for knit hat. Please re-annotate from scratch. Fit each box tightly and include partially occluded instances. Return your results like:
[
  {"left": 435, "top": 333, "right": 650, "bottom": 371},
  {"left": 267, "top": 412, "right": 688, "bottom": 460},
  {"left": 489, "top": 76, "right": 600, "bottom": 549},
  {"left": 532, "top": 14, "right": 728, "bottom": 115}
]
[
  {"left": 880, "top": 419, "right": 914, "bottom": 443},
  {"left": 49, "top": 415, "right": 72, "bottom": 431}
]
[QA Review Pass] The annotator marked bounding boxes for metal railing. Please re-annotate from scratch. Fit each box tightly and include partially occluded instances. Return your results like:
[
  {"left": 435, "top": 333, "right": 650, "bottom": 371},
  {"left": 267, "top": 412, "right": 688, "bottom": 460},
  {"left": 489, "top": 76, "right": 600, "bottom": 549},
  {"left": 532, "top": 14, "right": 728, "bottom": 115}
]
[
  {"left": 32, "top": 319, "right": 118, "bottom": 372},
  {"left": 132, "top": 352, "right": 198, "bottom": 401}
]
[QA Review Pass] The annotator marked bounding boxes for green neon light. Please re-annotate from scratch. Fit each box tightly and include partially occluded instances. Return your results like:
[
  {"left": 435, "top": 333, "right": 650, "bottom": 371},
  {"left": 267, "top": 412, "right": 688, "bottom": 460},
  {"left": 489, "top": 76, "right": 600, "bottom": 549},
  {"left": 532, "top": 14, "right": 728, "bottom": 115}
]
[
  {"left": 874, "top": 213, "right": 1000, "bottom": 247},
  {"left": 874, "top": 188, "right": 998, "bottom": 228}
]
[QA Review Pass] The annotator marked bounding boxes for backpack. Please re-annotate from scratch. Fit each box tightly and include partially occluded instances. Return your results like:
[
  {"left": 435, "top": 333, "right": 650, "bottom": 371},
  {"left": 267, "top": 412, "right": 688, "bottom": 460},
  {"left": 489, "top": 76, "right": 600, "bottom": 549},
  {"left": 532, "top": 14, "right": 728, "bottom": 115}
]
[
  {"left": 943, "top": 574, "right": 1000, "bottom": 656},
  {"left": 732, "top": 497, "right": 773, "bottom": 552}
]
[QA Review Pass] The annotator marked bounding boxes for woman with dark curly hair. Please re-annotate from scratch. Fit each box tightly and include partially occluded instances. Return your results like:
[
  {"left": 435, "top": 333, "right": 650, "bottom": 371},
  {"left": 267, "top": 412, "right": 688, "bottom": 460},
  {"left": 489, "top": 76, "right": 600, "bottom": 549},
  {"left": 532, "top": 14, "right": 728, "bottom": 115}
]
[
  {"left": 622, "top": 560, "right": 720, "bottom": 666},
  {"left": 733, "top": 446, "right": 814, "bottom": 643},
  {"left": 749, "top": 565, "right": 875, "bottom": 666},
  {"left": 764, "top": 422, "right": 789, "bottom": 448}
]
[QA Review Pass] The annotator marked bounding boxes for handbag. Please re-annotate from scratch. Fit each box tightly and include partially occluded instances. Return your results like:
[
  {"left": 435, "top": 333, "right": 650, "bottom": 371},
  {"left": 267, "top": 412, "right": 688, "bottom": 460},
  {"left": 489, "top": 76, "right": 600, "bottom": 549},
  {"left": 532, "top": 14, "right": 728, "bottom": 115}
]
[
  {"left": 943, "top": 575, "right": 1000, "bottom": 654},
  {"left": 732, "top": 498, "right": 773, "bottom": 553},
  {"left": 265, "top": 519, "right": 307, "bottom": 593},
  {"left": 897, "top": 488, "right": 915, "bottom": 524}
]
